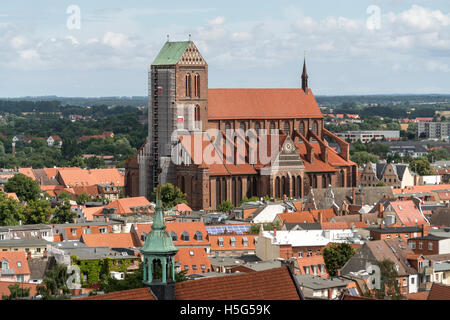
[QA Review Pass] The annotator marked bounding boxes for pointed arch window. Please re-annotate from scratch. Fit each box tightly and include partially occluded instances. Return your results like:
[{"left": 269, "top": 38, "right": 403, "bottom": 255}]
[
  {"left": 284, "top": 121, "right": 290, "bottom": 134},
  {"left": 312, "top": 121, "right": 318, "bottom": 134},
  {"left": 255, "top": 122, "right": 261, "bottom": 135},
  {"left": 299, "top": 122, "right": 305, "bottom": 136},
  {"left": 194, "top": 105, "right": 201, "bottom": 129},
  {"left": 194, "top": 74, "right": 200, "bottom": 97},
  {"left": 185, "top": 74, "right": 192, "bottom": 98}
]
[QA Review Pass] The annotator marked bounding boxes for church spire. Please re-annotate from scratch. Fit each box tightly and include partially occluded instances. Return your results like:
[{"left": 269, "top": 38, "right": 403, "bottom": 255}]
[
  {"left": 140, "top": 171, "right": 178, "bottom": 299},
  {"left": 302, "top": 55, "right": 309, "bottom": 94}
]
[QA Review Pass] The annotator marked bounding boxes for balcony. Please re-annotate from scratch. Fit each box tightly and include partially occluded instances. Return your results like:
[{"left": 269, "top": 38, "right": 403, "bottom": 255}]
[{"left": 419, "top": 267, "right": 433, "bottom": 275}]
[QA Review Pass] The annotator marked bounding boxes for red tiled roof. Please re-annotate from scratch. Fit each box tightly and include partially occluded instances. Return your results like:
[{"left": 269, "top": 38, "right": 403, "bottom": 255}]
[
  {"left": 72, "top": 185, "right": 99, "bottom": 198},
  {"left": 208, "top": 88, "right": 322, "bottom": 120},
  {"left": 389, "top": 200, "right": 427, "bottom": 226},
  {"left": 428, "top": 283, "right": 450, "bottom": 300},
  {"left": 209, "top": 234, "right": 257, "bottom": 251},
  {"left": 310, "top": 208, "right": 336, "bottom": 223},
  {"left": 175, "top": 267, "right": 303, "bottom": 300},
  {"left": 295, "top": 255, "right": 329, "bottom": 278},
  {"left": 133, "top": 222, "right": 209, "bottom": 247},
  {"left": 404, "top": 291, "right": 429, "bottom": 300},
  {"left": 57, "top": 168, "right": 124, "bottom": 188},
  {"left": 277, "top": 212, "right": 315, "bottom": 224},
  {"left": 174, "top": 203, "right": 192, "bottom": 214},
  {"left": 321, "top": 221, "right": 368, "bottom": 229},
  {"left": 175, "top": 247, "right": 212, "bottom": 275},
  {"left": 18, "top": 168, "right": 36, "bottom": 180},
  {"left": 393, "top": 184, "right": 450, "bottom": 194},
  {"left": 81, "top": 233, "right": 139, "bottom": 249},
  {"left": 0, "top": 251, "right": 30, "bottom": 275},
  {"left": 76, "top": 287, "right": 156, "bottom": 300},
  {"left": 82, "top": 206, "right": 104, "bottom": 221},
  {"left": 99, "top": 197, "right": 153, "bottom": 216}
]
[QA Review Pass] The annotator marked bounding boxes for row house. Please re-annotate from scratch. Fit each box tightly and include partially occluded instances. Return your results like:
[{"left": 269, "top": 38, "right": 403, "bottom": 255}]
[
  {"left": 360, "top": 162, "right": 413, "bottom": 189},
  {"left": 340, "top": 238, "right": 419, "bottom": 294},
  {"left": 208, "top": 233, "right": 257, "bottom": 257},
  {"left": 52, "top": 221, "right": 123, "bottom": 242},
  {"left": 0, "top": 224, "right": 53, "bottom": 242},
  {"left": 174, "top": 247, "right": 212, "bottom": 275}
]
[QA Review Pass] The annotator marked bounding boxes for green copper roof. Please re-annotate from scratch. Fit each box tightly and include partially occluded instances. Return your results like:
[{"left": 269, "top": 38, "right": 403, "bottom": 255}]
[
  {"left": 140, "top": 199, "right": 178, "bottom": 255},
  {"left": 152, "top": 41, "right": 191, "bottom": 66}
]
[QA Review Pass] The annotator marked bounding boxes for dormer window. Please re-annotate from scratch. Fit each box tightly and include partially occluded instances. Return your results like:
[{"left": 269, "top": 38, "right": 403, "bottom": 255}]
[
  {"left": 170, "top": 231, "right": 178, "bottom": 241},
  {"left": 181, "top": 231, "right": 190, "bottom": 241},
  {"left": 194, "top": 231, "right": 203, "bottom": 241},
  {"left": 218, "top": 237, "right": 224, "bottom": 247},
  {"left": 242, "top": 236, "right": 248, "bottom": 247},
  {"left": 230, "top": 236, "right": 236, "bottom": 247}
]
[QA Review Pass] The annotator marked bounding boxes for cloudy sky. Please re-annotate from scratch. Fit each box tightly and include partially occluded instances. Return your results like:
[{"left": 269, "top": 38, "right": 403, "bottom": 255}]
[{"left": 0, "top": 0, "right": 449, "bottom": 97}]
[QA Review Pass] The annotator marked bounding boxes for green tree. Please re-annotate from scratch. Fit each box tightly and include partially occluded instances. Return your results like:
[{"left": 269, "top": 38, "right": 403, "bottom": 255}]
[
  {"left": 376, "top": 182, "right": 387, "bottom": 187},
  {"left": 152, "top": 183, "right": 187, "bottom": 209},
  {"left": 36, "top": 263, "right": 71, "bottom": 299},
  {"left": 217, "top": 200, "right": 234, "bottom": 213},
  {"left": 51, "top": 200, "right": 76, "bottom": 224},
  {"left": 5, "top": 173, "right": 41, "bottom": 202},
  {"left": 350, "top": 151, "right": 379, "bottom": 167},
  {"left": 0, "top": 193, "right": 25, "bottom": 226},
  {"left": 409, "top": 159, "right": 434, "bottom": 176},
  {"left": 85, "top": 156, "right": 105, "bottom": 169},
  {"left": 322, "top": 243, "right": 356, "bottom": 277},
  {"left": 372, "top": 259, "right": 402, "bottom": 300},
  {"left": 2, "top": 283, "right": 31, "bottom": 300},
  {"left": 24, "top": 200, "right": 53, "bottom": 224},
  {"left": 61, "top": 138, "right": 81, "bottom": 160},
  {"left": 69, "top": 156, "right": 85, "bottom": 168},
  {"left": 76, "top": 193, "right": 92, "bottom": 205}
]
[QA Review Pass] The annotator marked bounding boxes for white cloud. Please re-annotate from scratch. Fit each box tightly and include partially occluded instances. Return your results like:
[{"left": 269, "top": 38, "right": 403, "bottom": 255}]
[
  {"left": 10, "top": 36, "right": 26, "bottom": 49},
  {"left": 19, "top": 49, "right": 39, "bottom": 60},
  {"left": 102, "top": 31, "right": 134, "bottom": 49}
]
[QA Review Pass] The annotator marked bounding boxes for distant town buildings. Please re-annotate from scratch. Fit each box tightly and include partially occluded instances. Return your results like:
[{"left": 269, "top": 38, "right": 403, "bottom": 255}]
[{"left": 336, "top": 130, "right": 400, "bottom": 143}]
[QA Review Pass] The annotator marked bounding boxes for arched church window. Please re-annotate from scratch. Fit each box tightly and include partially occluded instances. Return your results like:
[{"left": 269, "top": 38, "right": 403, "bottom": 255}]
[
  {"left": 312, "top": 121, "right": 318, "bottom": 134},
  {"left": 255, "top": 122, "right": 261, "bottom": 135},
  {"left": 240, "top": 122, "right": 246, "bottom": 132},
  {"left": 299, "top": 122, "right": 304, "bottom": 136},
  {"left": 284, "top": 121, "right": 290, "bottom": 134},
  {"left": 194, "top": 105, "right": 200, "bottom": 129},
  {"left": 185, "top": 74, "right": 191, "bottom": 97},
  {"left": 194, "top": 74, "right": 200, "bottom": 97},
  {"left": 270, "top": 122, "right": 276, "bottom": 133}
]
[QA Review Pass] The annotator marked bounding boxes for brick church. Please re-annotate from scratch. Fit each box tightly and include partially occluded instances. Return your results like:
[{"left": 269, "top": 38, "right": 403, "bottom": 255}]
[{"left": 125, "top": 40, "right": 357, "bottom": 210}]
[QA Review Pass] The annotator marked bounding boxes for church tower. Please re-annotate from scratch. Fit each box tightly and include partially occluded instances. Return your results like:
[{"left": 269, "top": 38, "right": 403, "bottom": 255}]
[
  {"left": 146, "top": 40, "right": 208, "bottom": 199},
  {"left": 140, "top": 180, "right": 178, "bottom": 300},
  {"left": 301, "top": 58, "right": 308, "bottom": 94}
]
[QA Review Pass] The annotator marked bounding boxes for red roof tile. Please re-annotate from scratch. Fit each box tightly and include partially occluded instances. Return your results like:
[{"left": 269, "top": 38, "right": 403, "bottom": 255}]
[
  {"left": 175, "top": 247, "right": 212, "bottom": 275},
  {"left": 428, "top": 283, "right": 450, "bottom": 300},
  {"left": 76, "top": 287, "right": 156, "bottom": 300},
  {"left": 389, "top": 200, "right": 428, "bottom": 226},
  {"left": 81, "top": 233, "right": 139, "bottom": 249},
  {"left": 0, "top": 251, "right": 30, "bottom": 275},
  {"left": 208, "top": 88, "right": 322, "bottom": 120},
  {"left": 175, "top": 267, "right": 303, "bottom": 300}
]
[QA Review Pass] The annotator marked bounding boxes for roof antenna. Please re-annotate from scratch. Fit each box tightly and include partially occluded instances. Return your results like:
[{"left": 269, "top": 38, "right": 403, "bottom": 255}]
[{"left": 166, "top": 34, "right": 170, "bottom": 42}]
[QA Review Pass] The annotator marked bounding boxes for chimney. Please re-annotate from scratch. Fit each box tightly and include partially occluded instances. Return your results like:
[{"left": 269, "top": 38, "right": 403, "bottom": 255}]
[
  {"left": 380, "top": 222, "right": 385, "bottom": 229},
  {"left": 27, "top": 251, "right": 31, "bottom": 260},
  {"left": 359, "top": 213, "right": 363, "bottom": 222},
  {"left": 336, "top": 269, "right": 341, "bottom": 276},
  {"left": 318, "top": 211, "right": 323, "bottom": 224},
  {"left": 378, "top": 203, "right": 384, "bottom": 219},
  {"left": 422, "top": 224, "right": 430, "bottom": 236},
  {"left": 273, "top": 228, "right": 277, "bottom": 237},
  {"left": 43, "top": 248, "right": 48, "bottom": 259},
  {"left": 328, "top": 288, "right": 333, "bottom": 299}
]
